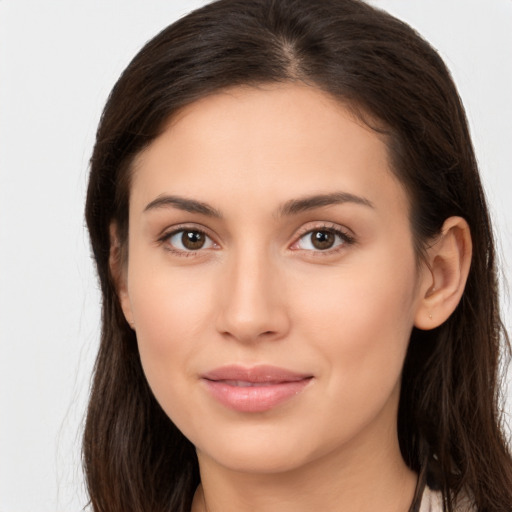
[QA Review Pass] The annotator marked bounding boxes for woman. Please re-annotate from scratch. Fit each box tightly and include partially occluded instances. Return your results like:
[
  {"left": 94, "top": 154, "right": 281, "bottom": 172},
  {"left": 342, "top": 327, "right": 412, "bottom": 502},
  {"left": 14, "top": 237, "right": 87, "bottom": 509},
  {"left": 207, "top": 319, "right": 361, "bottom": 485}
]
[{"left": 83, "top": 0, "right": 512, "bottom": 510}]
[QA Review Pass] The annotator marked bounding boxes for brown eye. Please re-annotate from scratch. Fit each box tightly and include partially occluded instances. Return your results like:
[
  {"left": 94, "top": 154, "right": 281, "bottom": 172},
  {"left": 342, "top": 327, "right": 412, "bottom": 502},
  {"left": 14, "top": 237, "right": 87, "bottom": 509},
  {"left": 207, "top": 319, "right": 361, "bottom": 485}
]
[
  {"left": 293, "top": 227, "right": 353, "bottom": 253},
  {"left": 165, "top": 229, "right": 216, "bottom": 253},
  {"left": 310, "top": 230, "right": 335, "bottom": 250},
  {"left": 182, "top": 230, "right": 205, "bottom": 250}
]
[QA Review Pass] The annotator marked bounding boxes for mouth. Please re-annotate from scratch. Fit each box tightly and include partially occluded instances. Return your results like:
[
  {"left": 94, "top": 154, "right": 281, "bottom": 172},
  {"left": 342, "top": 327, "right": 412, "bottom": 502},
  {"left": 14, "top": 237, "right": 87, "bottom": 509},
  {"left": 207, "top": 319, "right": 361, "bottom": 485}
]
[
  {"left": 216, "top": 380, "right": 294, "bottom": 387},
  {"left": 201, "top": 365, "right": 314, "bottom": 413}
]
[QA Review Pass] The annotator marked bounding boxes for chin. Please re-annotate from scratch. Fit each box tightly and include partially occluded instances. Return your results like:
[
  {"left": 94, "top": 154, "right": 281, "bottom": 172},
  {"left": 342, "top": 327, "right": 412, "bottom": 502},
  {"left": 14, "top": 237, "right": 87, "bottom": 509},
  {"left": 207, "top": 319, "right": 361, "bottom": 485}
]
[
  {"left": 192, "top": 420, "right": 338, "bottom": 475},
  {"left": 201, "top": 443, "right": 312, "bottom": 474}
]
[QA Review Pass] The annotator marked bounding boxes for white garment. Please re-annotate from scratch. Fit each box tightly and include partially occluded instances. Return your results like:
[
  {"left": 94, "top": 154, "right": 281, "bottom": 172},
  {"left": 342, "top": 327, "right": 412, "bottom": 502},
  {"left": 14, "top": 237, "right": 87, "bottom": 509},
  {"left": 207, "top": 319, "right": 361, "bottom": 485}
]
[
  {"left": 419, "top": 487, "right": 443, "bottom": 512},
  {"left": 419, "top": 487, "right": 474, "bottom": 512}
]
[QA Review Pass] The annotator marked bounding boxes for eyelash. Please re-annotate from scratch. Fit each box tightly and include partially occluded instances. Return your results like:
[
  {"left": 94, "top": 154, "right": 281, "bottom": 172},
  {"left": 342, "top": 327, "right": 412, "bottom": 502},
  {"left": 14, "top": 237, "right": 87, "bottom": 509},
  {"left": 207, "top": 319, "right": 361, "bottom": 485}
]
[
  {"left": 158, "top": 224, "right": 218, "bottom": 258},
  {"left": 158, "top": 223, "right": 355, "bottom": 258},
  {"left": 291, "top": 224, "right": 356, "bottom": 256}
]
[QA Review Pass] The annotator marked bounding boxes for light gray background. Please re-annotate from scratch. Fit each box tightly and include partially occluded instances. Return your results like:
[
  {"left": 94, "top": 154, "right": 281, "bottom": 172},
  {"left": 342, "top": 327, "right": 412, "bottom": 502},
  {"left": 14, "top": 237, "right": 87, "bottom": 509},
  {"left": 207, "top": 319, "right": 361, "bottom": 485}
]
[{"left": 0, "top": 1, "right": 511, "bottom": 510}]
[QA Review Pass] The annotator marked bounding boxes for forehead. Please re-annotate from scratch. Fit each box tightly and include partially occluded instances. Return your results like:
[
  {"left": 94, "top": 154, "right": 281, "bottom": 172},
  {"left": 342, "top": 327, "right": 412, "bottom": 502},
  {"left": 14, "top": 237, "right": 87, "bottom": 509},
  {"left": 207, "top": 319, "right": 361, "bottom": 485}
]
[{"left": 130, "top": 83, "right": 408, "bottom": 219}]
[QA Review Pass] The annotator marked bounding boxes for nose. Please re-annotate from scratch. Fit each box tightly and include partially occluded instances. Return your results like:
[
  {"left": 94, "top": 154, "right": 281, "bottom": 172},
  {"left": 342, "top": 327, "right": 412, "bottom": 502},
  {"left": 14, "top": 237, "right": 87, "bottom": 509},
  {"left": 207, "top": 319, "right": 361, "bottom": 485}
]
[{"left": 215, "top": 247, "right": 290, "bottom": 344}]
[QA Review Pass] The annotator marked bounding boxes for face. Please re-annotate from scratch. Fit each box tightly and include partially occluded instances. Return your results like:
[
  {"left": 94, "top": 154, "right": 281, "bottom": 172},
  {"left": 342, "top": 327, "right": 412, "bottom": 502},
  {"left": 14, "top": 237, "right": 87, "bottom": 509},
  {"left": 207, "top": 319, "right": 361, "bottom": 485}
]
[{"left": 119, "top": 84, "right": 429, "bottom": 475}]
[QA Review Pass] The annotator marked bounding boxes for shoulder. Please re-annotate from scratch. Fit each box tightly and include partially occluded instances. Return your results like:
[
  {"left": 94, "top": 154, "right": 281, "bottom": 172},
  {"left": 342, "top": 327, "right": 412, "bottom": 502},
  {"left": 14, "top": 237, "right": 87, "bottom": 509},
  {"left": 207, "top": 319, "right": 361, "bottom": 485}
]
[{"left": 420, "top": 486, "right": 475, "bottom": 512}]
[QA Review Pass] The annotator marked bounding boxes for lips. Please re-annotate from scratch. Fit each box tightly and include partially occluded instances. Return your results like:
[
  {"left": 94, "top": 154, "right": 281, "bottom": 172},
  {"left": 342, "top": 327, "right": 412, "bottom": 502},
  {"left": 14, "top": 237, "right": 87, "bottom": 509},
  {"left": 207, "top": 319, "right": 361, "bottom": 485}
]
[{"left": 201, "top": 365, "right": 313, "bottom": 413}]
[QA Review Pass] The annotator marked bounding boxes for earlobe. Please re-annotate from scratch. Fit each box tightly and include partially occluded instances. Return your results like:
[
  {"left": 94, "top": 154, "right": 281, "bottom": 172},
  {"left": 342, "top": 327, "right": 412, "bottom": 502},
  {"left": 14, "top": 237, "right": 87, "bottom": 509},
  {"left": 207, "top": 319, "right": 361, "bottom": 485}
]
[
  {"left": 109, "top": 223, "right": 135, "bottom": 329},
  {"left": 414, "top": 216, "right": 472, "bottom": 330}
]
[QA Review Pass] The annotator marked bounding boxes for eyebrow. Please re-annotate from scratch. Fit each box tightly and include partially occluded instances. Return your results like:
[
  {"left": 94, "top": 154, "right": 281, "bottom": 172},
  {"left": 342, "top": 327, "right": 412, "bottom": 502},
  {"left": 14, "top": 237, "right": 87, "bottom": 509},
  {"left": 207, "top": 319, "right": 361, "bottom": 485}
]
[
  {"left": 143, "top": 191, "right": 374, "bottom": 218},
  {"left": 144, "top": 195, "right": 223, "bottom": 218},
  {"left": 277, "top": 192, "right": 374, "bottom": 217}
]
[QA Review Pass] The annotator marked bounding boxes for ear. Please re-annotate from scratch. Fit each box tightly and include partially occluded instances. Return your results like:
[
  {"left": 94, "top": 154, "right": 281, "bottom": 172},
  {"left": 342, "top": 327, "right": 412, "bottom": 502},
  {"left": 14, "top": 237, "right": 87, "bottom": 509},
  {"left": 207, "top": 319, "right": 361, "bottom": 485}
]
[
  {"left": 414, "top": 216, "right": 472, "bottom": 330},
  {"left": 109, "top": 222, "right": 135, "bottom": 330}
]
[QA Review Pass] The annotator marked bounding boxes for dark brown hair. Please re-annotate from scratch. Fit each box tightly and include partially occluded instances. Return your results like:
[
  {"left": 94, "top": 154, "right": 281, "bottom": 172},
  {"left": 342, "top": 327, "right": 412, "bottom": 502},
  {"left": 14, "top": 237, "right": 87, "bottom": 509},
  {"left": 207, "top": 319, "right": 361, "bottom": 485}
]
[{"left": 84, "top": 1, "right": 512, "bottom": 511}]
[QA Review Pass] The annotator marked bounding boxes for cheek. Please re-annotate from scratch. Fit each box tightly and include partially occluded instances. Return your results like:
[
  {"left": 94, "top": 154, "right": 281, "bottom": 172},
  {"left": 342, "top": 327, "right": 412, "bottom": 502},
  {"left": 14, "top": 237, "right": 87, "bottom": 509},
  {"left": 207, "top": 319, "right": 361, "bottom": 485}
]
[
  {"left": 290, "top": 245, "right": 418, "bottom": 403},
  {"left": 126, "top": 258, "right": 215, "bottom": 401}
]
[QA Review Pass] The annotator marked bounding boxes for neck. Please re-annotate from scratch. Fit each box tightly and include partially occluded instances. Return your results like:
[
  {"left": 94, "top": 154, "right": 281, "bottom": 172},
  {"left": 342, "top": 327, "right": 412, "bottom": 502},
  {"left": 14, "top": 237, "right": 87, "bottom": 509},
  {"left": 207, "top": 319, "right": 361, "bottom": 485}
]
[{"left": 191, "top": 423, "right": 417, "bottom": 512}]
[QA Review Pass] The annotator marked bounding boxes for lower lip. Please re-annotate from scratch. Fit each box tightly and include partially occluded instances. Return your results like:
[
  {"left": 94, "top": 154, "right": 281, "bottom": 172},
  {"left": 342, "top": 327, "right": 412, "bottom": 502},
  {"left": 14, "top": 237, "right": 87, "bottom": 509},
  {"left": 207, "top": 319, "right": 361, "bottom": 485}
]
[{"left": 202, "top": 378, "right": 312, "bottom": 413}]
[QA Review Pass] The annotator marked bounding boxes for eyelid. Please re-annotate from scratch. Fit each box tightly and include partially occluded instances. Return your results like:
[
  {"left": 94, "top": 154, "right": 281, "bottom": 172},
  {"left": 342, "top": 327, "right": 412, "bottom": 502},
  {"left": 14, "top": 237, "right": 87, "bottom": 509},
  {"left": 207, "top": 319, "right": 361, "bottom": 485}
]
[
  {"left": 289, "top": 222, "right": 356, "bottom": 252},
  {"left": 158, "top": 223, "right": 220, "bottom": 255}
]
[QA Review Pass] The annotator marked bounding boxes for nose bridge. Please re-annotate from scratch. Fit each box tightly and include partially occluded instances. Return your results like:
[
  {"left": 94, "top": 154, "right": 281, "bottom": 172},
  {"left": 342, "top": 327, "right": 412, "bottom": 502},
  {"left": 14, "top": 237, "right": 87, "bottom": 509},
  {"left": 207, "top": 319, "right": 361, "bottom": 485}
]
[{"left": 216, "top": 240, "right": 288, "bottom": 343}]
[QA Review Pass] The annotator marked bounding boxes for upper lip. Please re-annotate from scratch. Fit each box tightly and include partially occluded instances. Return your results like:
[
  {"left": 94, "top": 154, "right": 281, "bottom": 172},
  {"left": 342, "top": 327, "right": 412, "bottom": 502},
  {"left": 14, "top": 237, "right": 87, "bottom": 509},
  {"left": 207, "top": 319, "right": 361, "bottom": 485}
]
[{"left": 201, "top": 365, "right": 313, "bottom": 383}]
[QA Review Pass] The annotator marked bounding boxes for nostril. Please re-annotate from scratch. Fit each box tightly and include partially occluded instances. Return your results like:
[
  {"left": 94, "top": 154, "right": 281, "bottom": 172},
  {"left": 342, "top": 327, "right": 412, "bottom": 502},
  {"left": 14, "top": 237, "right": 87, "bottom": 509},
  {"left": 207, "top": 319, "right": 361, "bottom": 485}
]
[{"left": 258, "top": 330, "right": 278, "bottom": 338}]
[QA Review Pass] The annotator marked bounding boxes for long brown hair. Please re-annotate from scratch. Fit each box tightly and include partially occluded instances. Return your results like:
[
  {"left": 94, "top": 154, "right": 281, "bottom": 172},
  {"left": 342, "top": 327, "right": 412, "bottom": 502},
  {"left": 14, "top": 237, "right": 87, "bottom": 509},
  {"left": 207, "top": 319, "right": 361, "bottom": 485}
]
[{"left": 83, "top": 1, "right": 512, "bottom": 510}]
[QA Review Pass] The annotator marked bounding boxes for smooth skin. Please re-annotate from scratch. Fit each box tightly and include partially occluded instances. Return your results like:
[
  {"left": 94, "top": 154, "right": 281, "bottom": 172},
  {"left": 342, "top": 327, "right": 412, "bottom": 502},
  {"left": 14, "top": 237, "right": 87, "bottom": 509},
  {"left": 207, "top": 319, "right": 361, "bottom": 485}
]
[{"left": 112, "top": 84, "right": 472, "bottom": 512}]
